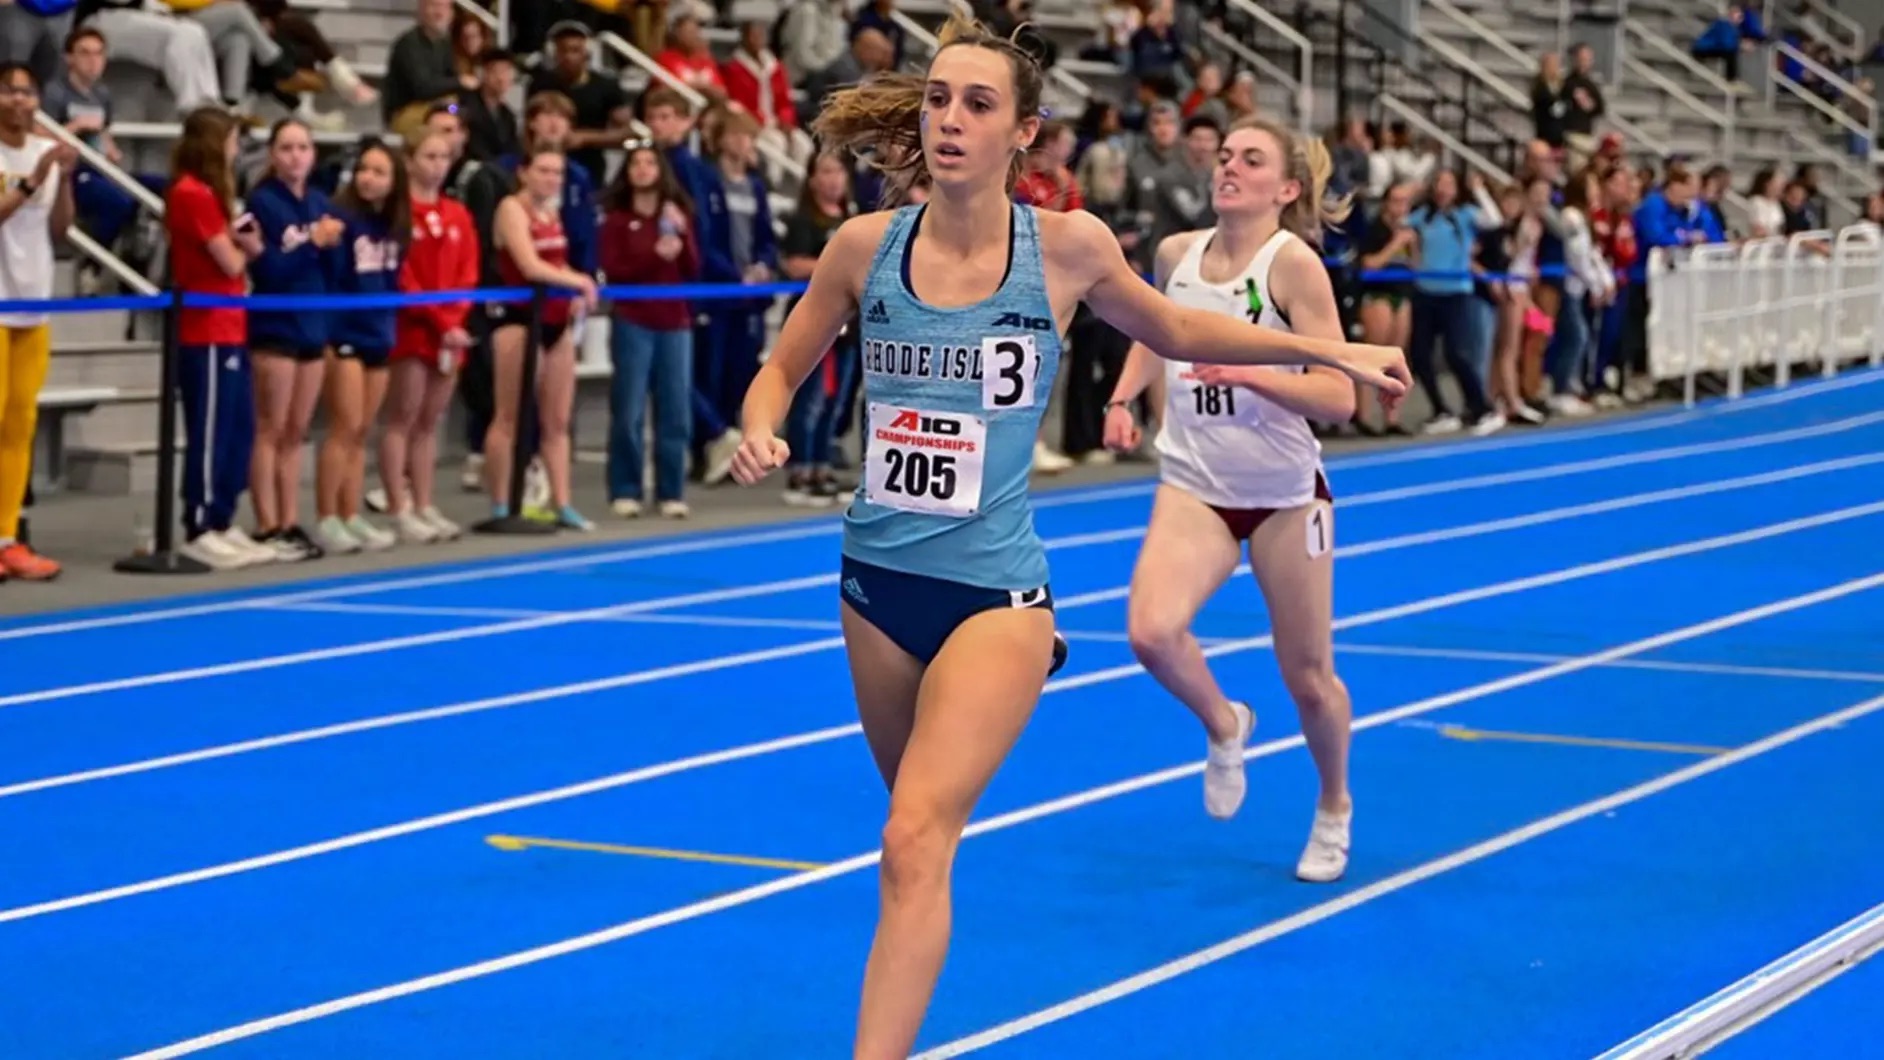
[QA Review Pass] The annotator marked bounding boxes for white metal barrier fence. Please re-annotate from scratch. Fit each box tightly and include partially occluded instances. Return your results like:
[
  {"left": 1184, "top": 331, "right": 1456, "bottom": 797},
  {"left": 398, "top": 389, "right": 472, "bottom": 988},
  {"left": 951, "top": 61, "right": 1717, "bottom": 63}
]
[{"left": 1648, "top": 223, "right": 1884, "bottom": 406}]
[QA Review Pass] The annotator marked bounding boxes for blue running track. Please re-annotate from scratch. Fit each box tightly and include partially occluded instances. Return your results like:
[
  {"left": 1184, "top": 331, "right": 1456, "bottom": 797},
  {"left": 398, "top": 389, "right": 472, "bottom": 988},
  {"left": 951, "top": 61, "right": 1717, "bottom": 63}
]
[{"left": 2, "top": 369, "right": 1882, "bottom": 1059}]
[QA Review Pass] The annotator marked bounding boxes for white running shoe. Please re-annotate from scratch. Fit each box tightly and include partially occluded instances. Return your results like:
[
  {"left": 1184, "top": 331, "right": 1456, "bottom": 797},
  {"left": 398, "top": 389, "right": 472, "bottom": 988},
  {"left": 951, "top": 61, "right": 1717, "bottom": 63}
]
[
  {"left": 179, "top": 530, "right": 247, "bottom": 571},
  {"left": 702, "top": 428, "right": 743, "bottom": 486},
  {"left": 1204, "top": 700, "right": 1255, "bottom": 820},
  {"left": 1296, "top": 805, "right": 1353, "bottom": 883},
  {"left": 460, "top": 453, "right": 484, "bottom": 492},
  {"left": 315, "top": 516, "right": 362, "bottom": 555},
  {"left": 394, "top": 510, "right": 439, "bottom": 543},
  {"left": 346, "top": 515, "right": 396, "bottom": 551},
  {"left": 522, "top": 459, "right": 551, "bottom": 511},
  {"left": 421, "top": 506, "right": 463, "bottom": 541},
  {"left": 218, "top": 527, "right": 277, "bottom": 566}
]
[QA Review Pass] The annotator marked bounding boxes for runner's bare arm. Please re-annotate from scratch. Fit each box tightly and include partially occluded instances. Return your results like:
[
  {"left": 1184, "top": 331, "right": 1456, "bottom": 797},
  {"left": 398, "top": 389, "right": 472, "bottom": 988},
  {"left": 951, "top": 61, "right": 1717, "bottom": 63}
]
[
  {"left": 1108, "top": 232, "right": 1199, "bottom": 406},
  {"left": 1186, "top": 238, "right": 1360, "bottom": 423},
  {"left": 1046, "top": 210, "right": 1409, "bottom": 396}
]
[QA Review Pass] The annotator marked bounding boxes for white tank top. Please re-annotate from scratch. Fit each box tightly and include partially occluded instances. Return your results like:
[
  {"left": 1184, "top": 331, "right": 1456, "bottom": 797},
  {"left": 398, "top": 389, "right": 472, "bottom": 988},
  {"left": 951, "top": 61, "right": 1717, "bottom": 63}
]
[{"left": 1154, "top": 227, "right": 1325, "bottom": 510}]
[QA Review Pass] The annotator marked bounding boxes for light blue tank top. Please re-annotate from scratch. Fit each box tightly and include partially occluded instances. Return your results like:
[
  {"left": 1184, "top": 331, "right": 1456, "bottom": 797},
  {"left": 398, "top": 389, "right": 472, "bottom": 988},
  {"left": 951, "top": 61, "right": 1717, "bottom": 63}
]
[{"left": 842, "top": 203, "right": 1063, "bottom": 591}]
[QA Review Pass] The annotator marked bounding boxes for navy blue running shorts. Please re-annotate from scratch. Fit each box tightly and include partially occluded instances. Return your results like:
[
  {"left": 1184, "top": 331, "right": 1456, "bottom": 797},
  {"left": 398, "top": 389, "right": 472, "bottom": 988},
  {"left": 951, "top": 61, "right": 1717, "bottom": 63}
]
[{"left": 839, "top": 555, "right": 1067, "bottom": 673}]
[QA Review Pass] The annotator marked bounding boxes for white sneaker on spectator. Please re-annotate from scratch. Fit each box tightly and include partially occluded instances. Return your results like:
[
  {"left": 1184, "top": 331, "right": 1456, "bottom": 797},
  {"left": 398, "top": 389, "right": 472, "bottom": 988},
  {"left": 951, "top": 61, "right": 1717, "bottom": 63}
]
[
  {"left": 1547, "top": 394, "right": 1595, "bottom": 417},
  {"left": 219, "top": 527, "right": 277, "bottom": 566},
  {"left": 1032, "top": 440, "right": 1073, "bottom": 473},
  {"left": 364, "top": 485, "right": 391, "bottom": 514},
  {"left": 1593, "top": 391, "right": 1626, "bottom": 410},
  {"left": 1204, "top": 700, "right": 1255, "bottom": 820},
  {"left": 1296, "top": 804, "right": 1353, "bottom": 883},
  {"left": 315, "top": 516, "right": 362, "bottom": 555},
  {"left": 1421, "top": 413, "right": 1464, "bottom": 435},
  {"left": 394, "top": 510, "right": 438, "bottom": 544},
  {"left": 660, "top": 500, "right": 690, "bottom": 519},
  {"left": 783, "top": 481, "right": 834, "bottom": 507},
  {"left": 1081, "top": 449, "right": 1116, "bottom": 466},
  {"left": 346, "top": 515, "right": 396, "bottom": 551},
  {"left": 460, "top": 454, "right": 484, "bottom": 492},
  {"left": 1469, "top": 411, "right": 1508, "bottom": 437},
  {"left": 702, "top": 429, "right": 743, "bottom": 485},
  {"left": 611, "top": 498, "right": 643, "bottom": 518},
  {"left": 522, "top": 459, "right": 551, "bottom": 511},
  {"left": 294, "top": 97, "right": 347, "bottom": 132},
  {"left": 420, "top": 506, "right": 462, "bottom": 541},
  {"left": 180, "top": 531, "right": 246, "bottom": 571}
]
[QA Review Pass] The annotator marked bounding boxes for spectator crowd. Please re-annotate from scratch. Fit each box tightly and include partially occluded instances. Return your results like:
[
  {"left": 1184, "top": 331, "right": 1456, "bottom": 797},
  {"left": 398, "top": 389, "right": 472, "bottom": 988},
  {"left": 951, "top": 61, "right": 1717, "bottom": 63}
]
[{"left": 0, "top": 0, "right": 1880, "bottom": 581}]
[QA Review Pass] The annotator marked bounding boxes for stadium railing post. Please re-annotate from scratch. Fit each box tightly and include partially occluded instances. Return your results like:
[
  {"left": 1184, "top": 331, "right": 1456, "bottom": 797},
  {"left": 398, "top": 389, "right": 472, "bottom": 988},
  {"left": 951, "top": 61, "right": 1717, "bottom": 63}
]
[
  {"left": 114, "top": 286, "right": 211, "bottom": 574},
  {"left": 474, "top": 282, "right": 558, "bottom": 536}
]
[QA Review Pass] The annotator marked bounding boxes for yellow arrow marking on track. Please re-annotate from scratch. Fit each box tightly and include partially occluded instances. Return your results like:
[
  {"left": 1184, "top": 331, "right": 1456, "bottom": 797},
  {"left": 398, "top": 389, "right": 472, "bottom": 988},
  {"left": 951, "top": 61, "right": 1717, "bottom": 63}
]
[
  {"left": 485, "top": 834, "right": 824, "bottom": 872},
  {"left": 1437, "top": 725, "right": 1730, "bottom": 756}
]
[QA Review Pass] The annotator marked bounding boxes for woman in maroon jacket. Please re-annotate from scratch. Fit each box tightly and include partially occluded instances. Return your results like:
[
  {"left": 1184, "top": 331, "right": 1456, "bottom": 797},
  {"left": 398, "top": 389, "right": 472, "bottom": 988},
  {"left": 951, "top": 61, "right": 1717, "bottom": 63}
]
[{"left": 601, "top": 141, "right": 701, "bottom": 518}]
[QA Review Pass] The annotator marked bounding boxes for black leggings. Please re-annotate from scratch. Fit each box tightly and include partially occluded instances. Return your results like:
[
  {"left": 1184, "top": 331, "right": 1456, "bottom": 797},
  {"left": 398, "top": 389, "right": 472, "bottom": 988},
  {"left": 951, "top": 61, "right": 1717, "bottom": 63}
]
[{"left": 1409, "top": 293, "right": 1490, "bottom": 421}]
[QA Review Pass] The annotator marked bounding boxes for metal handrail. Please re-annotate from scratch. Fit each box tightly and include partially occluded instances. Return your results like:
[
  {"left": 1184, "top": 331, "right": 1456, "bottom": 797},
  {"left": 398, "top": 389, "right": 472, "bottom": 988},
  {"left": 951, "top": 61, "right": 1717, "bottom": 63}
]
[
  {"left": 598, "top": 31, "right": 805, "bottom": 184},
  {"left": 68, "top": 227, "right": 159, "bottom": 296},
  {"left": 1378, "top": 93, "right": 1512, "bottom": 185},
  {"left": 1199, "top": 23, "right": 1305, "bottom": 132},
  {"left": 1224, "top": 0, "right": 1312, "bottom": 132},
  {"left": 1621, "top": 53, "right": 1732, "bottom": 134},
  {"left": 1770, "top": 40, "right": 1876, "bottom": 162},
  {"left": 1425, "top": 0, "right": 1533, "bottom": 72},
  {"left": 1797, "top": 0, "right": 1863, "bottom": 59},
  {"left": 35, "top": 109, "right": 164, "bottom": 216},
  {"left": 1417, "top": 32, "right": 1527, "bottom": 109},
  {"left": 452, "top": 0, "right": 497, "bottom": 33},
  {"left": 1625, "top": 18, "right": 1739, "bottom": 104},
  {"left": 1312, "top": 3, "right": 1525, "bottom": 170}
]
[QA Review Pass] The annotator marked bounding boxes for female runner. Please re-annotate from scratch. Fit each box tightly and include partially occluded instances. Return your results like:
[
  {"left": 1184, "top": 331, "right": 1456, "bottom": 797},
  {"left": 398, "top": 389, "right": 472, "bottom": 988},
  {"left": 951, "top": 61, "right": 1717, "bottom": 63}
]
[
  {"left": 728, "top": 18, "right": 1408, "bottom": 1058},
  {"left": 1103, "top": 116, "right": 1358, "bottom": 885}
]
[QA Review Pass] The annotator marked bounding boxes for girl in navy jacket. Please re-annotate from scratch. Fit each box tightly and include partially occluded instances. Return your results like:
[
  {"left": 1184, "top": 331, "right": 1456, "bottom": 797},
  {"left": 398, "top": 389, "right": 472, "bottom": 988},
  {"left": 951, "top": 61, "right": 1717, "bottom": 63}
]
[
  {"left": 315, "top": 138, "right": 411, "bottom": 555},
  {"left": 247, "top": 117, "right": 344, "bottom": 560}
]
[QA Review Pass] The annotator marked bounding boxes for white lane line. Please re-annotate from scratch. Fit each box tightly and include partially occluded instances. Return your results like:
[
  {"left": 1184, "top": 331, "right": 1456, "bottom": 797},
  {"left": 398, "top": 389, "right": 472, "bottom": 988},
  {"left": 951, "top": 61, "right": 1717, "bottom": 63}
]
[
  {"left": 1330, "top": 364, "right": 1884, "bottom": 472},
  {"left": 18, "top": 438, "right": 1864, "bottom": 714},
  {"left": 6, "top": 461, "right": 1874, "bottom": 806},
  {"left": 1331, "top": 641, "right": 1884, "bottom": 684},
  {"left": 8, "top": 505, "right": 1881, "bottom": 929},
  {"left": 914, "top": 691, "right": 1884, "bottom": 1057},
  {"left": 268, "top": 601, "right": 848, "bottom": 634},
  {"left": 2, "top": 368, "right": 1875, "bottom": 645},
  {"left": 1337, "top": 410, "right": 1884, "bottom": 508},
  {"left": 0, "top": 573, "right": 843, "bottom": 712},
  {"left": 117, "top": 573, "right": 1884, "bottom": 1059}
]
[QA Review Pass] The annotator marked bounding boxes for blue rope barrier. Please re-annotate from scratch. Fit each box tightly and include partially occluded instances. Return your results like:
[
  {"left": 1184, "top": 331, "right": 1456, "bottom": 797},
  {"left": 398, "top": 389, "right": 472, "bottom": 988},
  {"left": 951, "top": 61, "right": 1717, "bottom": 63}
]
[
  {"left": 0, "top": 294, "right": 169, "bottom": 315},
  {"left": 7, "top": 265, "right": 1589, "bottom": 318}
]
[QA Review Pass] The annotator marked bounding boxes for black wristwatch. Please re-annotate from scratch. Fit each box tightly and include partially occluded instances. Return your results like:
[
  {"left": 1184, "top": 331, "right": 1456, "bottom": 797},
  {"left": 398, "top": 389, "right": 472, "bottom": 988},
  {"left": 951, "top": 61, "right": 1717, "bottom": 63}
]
[{"left": 1103, "top": 400, "right": 1134, "bottom": 415}]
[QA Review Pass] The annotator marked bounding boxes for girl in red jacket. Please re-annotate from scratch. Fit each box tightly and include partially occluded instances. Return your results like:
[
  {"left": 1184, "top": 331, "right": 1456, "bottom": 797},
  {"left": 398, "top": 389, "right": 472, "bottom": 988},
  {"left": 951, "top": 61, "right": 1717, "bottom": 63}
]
[
  {"left": 381, "top": 129, "right": 479, "bottom": 543},
  {"left": 600, "top": 141, "right": 701, "bottom": 518}
]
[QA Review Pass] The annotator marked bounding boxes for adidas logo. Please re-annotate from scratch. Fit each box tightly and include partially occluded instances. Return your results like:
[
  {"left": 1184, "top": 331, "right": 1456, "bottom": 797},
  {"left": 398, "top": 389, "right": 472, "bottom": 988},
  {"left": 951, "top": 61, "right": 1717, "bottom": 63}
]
[
  {"left": 842, "top": 576, "right": 869, "bottom": 604},
  {"left": 865, "top": 299, "right": 890, "bottom": 325}
]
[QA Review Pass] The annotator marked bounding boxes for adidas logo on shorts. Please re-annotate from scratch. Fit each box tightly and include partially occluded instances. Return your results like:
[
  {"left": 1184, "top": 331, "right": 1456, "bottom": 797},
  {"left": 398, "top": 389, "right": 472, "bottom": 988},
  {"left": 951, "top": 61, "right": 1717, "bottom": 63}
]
[{"left": 842, "top": 576, "right": 869, "bottom": 605}]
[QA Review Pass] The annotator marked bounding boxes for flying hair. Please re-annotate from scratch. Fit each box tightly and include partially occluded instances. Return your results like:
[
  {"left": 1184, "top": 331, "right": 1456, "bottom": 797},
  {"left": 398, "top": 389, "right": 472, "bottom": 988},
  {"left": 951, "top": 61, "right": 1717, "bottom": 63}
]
[
  {"left": 810, "top": 13, "right": 1045, "bottom": 208},
  {"left": 1228, "top": 115, "right": 1352, "bottom": 247}
]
